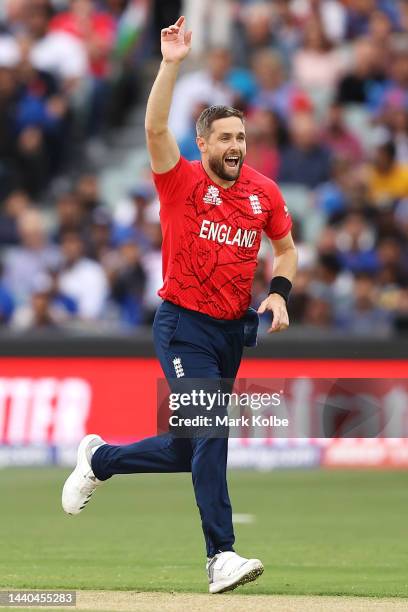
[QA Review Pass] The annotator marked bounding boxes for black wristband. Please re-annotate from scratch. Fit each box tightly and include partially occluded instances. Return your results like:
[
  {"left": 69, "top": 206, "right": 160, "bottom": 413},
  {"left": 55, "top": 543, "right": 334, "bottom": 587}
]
[{"left": 268, "top": 276, "right": 292, "bottom": 304}]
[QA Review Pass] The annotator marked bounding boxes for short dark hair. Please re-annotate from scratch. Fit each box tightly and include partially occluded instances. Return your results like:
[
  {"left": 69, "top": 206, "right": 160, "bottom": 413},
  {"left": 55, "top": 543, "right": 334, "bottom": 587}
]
[{"left": 196, "top": 105, "right": 244, "bottom": 138}]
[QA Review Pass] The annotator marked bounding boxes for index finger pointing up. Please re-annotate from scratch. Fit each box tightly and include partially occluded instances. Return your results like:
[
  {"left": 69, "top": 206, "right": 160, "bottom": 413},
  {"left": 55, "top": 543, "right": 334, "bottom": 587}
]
[{"left": 175, "top": 16, "right": 185, "bottom": 30}]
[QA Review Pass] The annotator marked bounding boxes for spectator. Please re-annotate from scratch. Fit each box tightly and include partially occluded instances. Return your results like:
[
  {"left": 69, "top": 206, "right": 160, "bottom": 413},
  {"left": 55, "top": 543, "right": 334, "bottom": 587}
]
[
  {"left": 292, "top": 16, "right": 345, "bottom": 92},
  {"left": 23, "top": 2, "right": 88, "bottom": 90},
  {"left": 309, "top": 253, "right": 354, "bottom": 319},
  {"left": 303, "top": 293, "right": 333, "bottom": 328},
  {"left": 270, "top": 0, "right": 303, "bottom": 64},
  {"left": 315, "top": 158, "right": 354, "bottom": 220},
  {"left": 336, "top": 212, "right": 379, "bottom": 274},
  {"left": 367, "top": 140, "right": 408, "bottom": 207},
  {"left": 185, "top": 0, "right": 233, "bottom": 57},
  {"left": 250, "top": 49, "right": 310, "bottom": 121},
  {"left": 316, "top": 158, "right": 372, "bottom": 222},
  {"left": 321, "top": 103, "right": 364, "bottom": 164},
  {"left": 291, "top": 0, "right": 347, "bottom": 44},
  {"left": 110, "top": 229, "right": 146, "bottom": 326},
  {"left": 335, "top": 272, "right": 392, "bottom": 335},
  {"left": 0, "top": 189, "right": 30, "bottom": 245},
  {"left": 49, "top": 0, "right": 116, "bottom": 135},
  {"left": 278, "top": 112, "right": 332, "bottom": 188},
  {"left": 316, "top": 225, "right": 340, "bottom": 257},
  {"left": 113, "top": 184, "right": 156, "bottom": 251},
  {"left": 233, "top": 2, "right": 274, "bottom": 67},
  {"left": 3, "top": 208, "right": 61, "bottom": 304},
  {"left": 113, "top": 181, "right": 155, "bottom": 228},
  {"left": 12, "top": 272, "right": 61, "bottom": 330},
  {"left": 168, "top": 47, "right": 235, "bottom": 142},
  {"left": 50, "top": 0, "right": 115, "bottom": 80},
  {"left": 239, "top": 108, "right": 281, "bottom": 180},
  {"left": 86, "top": 206, "right": 114, "bottom": 262},
  {"left": 75, "top": 173, "right": 103, "bottom": 222},
  {"left": 0, "top": 48, "right": 56, "bottom": 196},
  {"left": 58, "top": 229, "right": 108, "bottom": 319},
  {"left": 16, "top": 34, "right": 70, "bottom": 174},
  {"left": 335, "top": 37, "right": 387, "bottom": 108},
  {"left": 377, "top": 235, "right": 408, "bottom": 287},
  {"left": 53, "top": 190, "right": 83, "bottom": 242},
  {"left": 376, "top": 47, "right": 408, "bottom": 117}
]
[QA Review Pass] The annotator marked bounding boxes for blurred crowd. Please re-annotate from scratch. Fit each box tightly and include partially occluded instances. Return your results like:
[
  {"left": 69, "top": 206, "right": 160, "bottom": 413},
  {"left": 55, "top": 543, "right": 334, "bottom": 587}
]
[
  {"left": 0, "top": 0, "right": 150, "bottom": 198},
  {"left": 0, "top": 0, "right": 407, "bottom": 335}
]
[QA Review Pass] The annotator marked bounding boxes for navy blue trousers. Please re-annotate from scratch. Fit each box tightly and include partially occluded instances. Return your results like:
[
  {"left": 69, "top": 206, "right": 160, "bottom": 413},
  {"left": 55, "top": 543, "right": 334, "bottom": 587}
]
[{"left": 92, "top": 300, "right": 253, "bottom": 557}]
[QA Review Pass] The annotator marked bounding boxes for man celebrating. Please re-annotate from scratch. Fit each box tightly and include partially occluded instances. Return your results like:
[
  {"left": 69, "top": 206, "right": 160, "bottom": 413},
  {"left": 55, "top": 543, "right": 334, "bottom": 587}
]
[{"left": 62, "top": 17, "right": 297, "bottom": 594}]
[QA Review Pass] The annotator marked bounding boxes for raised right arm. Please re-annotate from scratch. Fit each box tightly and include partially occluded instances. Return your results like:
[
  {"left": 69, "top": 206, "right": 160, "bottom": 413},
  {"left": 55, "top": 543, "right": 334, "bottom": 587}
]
[{"left": 145, "top": 16, "right": 192, "bottom": 174}]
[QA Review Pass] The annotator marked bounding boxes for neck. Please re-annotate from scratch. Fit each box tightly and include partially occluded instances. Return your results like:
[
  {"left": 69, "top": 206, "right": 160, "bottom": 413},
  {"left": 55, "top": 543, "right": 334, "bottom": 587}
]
[{"left": 201, "top": 159, "right": 237, "bottom": 189}]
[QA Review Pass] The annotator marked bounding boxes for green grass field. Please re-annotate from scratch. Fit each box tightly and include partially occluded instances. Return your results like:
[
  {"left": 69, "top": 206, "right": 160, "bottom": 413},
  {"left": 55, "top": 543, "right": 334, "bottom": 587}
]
[{"left": 1, "top": 468, "right": 407, "bottom": 598}]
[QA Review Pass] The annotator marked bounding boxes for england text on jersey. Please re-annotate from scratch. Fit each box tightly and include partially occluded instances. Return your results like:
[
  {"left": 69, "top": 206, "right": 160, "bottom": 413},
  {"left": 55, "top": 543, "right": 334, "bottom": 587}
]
[{"left": 199, "top": 220, "right": 257, "bottom": 248}]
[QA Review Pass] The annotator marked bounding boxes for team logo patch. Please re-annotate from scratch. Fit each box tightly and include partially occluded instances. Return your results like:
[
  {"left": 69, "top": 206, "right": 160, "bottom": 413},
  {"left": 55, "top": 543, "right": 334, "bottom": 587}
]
[
  {"left": 173, "top": 357, "right": 185, "bottom": 378},
  {"left": 249, "top": 194, "right": 262, "bottom": 214},
  {"left": 203, "top": 185, "right": 222, "bottom": 206}
]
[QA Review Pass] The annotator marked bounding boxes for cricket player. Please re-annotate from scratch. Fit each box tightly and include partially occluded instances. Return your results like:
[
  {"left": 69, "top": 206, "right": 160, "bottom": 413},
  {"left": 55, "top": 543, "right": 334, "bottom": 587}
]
[{"left": 62, "top": 16, "right": 297, "bottom": 594}]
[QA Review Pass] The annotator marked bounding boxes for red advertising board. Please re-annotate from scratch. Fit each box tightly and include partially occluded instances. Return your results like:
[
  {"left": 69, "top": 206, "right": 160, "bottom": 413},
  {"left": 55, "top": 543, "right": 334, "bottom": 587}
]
[
  {"left": 0, "top": 358, "right": 161, "bottom": 446},
  {"left": 0, "top": 357, "right": 407, "bottom": 468}
]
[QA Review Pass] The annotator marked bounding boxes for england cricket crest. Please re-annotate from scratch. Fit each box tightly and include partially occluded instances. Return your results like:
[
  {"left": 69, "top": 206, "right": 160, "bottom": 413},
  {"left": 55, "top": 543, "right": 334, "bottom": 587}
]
[{"left": 249, "top": 194, "right": 262, "bottom": 214}]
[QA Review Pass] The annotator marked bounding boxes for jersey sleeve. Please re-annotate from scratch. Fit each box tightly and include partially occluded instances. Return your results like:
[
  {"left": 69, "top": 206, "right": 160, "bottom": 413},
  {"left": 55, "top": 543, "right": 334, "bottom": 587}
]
[
  {"left": 264, "top": 183, "right": 292, "bottom": 241},
  {"left": 152, "top": 156, "right": 193, "bottom": 206}
]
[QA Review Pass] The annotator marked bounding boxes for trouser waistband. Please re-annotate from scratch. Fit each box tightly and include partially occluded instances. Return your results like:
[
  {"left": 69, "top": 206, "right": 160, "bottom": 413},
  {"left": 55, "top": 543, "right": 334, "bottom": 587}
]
[{"left": 162, "top": 300, "right": 246, "bottom": 330}]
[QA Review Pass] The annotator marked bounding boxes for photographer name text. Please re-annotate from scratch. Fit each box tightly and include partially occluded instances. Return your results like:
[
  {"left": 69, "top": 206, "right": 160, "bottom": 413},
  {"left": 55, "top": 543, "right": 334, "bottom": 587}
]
[{"left": 169, "top": 415, "right": 288, "bottom": 427}]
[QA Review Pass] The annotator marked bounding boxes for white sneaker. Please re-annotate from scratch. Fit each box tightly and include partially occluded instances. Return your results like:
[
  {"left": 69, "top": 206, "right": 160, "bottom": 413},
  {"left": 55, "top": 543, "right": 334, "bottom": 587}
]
[
  {"left": 62, "top": 434, "right": 106, "bottom": 515},
  {"left": 206, "top": 551, "right": 264, "bottom": 594}
]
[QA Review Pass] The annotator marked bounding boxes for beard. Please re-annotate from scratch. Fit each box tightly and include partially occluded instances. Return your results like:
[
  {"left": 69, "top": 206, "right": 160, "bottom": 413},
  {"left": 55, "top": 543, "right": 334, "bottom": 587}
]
[{"left": 208, "top": 152, "right": 244, "bottom": 182}]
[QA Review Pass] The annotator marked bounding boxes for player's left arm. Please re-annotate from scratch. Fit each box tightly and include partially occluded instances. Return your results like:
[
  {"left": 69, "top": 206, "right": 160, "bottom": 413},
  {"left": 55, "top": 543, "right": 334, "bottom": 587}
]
[{"left": 258, "top": 231, "right": 297, "bottom": 333}]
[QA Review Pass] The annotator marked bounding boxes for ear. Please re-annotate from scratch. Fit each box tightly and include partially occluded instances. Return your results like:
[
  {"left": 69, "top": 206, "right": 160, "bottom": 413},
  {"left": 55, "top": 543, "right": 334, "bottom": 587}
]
[{"left": 196, "top": 136, "right": 207, "bottom": 154}]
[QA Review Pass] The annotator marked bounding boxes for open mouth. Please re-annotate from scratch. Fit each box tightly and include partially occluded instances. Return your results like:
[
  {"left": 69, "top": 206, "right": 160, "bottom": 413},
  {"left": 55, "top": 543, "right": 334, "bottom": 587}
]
[{"left": 224, "top": 155, "right": 240, "bottom": 168}]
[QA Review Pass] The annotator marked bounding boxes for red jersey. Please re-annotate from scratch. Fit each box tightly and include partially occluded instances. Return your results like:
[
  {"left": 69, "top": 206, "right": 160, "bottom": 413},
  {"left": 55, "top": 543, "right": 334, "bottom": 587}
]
[{"left": 152, "top": 156, "right": 292, "bottom": 320}]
